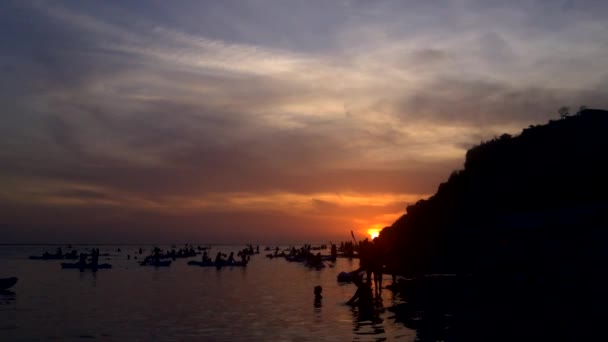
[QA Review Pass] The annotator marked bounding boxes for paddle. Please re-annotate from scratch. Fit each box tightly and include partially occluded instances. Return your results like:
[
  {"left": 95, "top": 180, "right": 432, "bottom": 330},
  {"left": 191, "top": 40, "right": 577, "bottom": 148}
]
[
  {"left": 350, "top": 230, "right": 358, "bottom": 246},
  {"left": 322, "top": 260, "right": 334, "bottom": 268}
]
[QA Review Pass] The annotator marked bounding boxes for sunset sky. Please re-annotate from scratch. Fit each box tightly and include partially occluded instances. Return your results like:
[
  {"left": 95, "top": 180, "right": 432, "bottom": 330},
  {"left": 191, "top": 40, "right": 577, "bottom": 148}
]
[{"left": 2, "top": 0, "right": 608, "bottom": 243}]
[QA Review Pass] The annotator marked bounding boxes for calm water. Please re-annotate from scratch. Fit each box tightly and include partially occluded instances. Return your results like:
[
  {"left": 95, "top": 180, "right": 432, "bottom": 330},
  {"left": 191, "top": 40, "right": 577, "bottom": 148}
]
[{"left": 0, "top": 245, "right": 415, "bottom": 341}]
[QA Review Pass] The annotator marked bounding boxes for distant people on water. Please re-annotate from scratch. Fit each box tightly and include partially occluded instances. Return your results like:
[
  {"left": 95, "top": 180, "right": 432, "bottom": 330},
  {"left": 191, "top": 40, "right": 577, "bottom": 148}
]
[
  {"left": 91, "top": 248, "right": 100, "bottom": 268},
  {"left": 153, "top": 247, "right": 161, "bottom": 264},
  {"left": 202, "top": 251, "right": 211, "bottom": 263},
  {"left": 215, "top": 252, "right": 224, "bottom": 264},
  {"left": 78, "top": 252, "right": 87, "bottom": 266}
]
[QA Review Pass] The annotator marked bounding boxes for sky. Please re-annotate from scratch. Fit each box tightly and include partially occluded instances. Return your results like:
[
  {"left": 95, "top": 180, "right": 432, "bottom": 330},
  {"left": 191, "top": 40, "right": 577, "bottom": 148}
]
[{"left": 2, "top": 0, "right": 608, "bottom": 244}]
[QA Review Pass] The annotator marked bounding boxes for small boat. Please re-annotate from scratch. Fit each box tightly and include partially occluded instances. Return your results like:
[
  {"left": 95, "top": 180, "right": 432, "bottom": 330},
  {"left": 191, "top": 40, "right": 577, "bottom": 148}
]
[
  {"left": 0, "top": 277, "right": 18, "bottom": 290},
  {"left": 140, "top": 260, "right": 171, "bottom": 267},
  {"left": 187, "top": 260, "right": 248, "bottom": 267},
  {"left": 61, "top": 262, "right": 112, "bottom": 269},
  {"left": 29, "top": 253, "right": 79, "bottom": 260},
  {"left": 29, "top": 254, "right": 64, "bottom": 260}
]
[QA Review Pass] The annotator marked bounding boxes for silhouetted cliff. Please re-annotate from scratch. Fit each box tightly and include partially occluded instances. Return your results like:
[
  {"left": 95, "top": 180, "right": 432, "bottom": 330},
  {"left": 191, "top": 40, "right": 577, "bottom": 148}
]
[{"left": 381, "top": 109, "right": 608, "bottom": 276}]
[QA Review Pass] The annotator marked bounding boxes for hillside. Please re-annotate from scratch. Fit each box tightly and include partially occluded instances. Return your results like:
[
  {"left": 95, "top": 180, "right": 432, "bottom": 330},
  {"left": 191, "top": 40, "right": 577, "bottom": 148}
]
[{"left": 380, "top": 109, "right": 608, "bottom": 276}]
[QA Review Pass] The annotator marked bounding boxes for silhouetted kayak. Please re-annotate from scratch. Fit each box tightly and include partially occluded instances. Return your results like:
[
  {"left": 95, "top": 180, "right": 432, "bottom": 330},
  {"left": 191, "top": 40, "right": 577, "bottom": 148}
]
[
  {"left": 140, "top": 260, "right": 171, "bottom": 267},
  {"left": 61, "top": 263, "right": 112, "bottom": 269},
  {"left": 0, "top": 277, "right": 18, "bottom": 290},
  {"left": 187, "top": 261, "right": 248, "bottom": 267},
  {"left": 29, "top": 254, "right": 78, "bottom": 260}
]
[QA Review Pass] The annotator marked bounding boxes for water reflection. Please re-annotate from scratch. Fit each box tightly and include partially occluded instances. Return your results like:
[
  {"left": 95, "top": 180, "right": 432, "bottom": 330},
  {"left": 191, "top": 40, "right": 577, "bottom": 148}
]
[
  {"left": 351, "top": 290, "right": 388, "bottom": 341},
  {"left": 0, "top": 290, "right": 16, "bottom": 302}
]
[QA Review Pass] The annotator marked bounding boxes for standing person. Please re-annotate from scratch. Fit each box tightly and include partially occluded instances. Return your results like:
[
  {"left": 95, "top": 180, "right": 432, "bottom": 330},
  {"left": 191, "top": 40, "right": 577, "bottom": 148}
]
[
  {"left": 91, "top": 248, "right": 99, "bottom": 268},
  {"left": 78, "top": 252, "right": 87, "bottom": 267},
  {"left": 370, "top": 238, "right": 384, "bottom": 294},
  {"left": 153, "top": 247, "right": 161, "bottom": 264}
]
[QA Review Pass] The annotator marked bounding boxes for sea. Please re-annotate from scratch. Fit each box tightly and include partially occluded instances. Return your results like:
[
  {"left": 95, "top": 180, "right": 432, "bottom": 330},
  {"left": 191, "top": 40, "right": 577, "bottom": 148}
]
[{"left": 0, "top": 245, "right": 416, "bottom": 341}]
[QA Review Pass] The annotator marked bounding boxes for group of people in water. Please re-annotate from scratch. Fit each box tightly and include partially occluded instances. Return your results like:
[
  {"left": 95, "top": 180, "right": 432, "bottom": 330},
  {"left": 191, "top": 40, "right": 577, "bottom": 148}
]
[{"left": 205, "top": 246, "right": 256, "bottom": 265}]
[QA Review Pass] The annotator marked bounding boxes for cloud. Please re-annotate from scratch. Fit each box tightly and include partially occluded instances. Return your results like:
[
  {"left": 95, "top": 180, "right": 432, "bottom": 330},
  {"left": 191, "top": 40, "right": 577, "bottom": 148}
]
[{"left": 2, "top": 0, "right": 608, "bottom": 242}]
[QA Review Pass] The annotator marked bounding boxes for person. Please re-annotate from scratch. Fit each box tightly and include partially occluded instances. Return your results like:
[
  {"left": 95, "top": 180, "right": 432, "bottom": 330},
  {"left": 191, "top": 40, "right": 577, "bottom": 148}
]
[
  {"left": 56, "top": 247, "right": 63, "bottom": 258},
  {"left": 202, "top": 251, "right": 209, "bottom": 263},
  {"left": 215, "top": 252, "right": 224, "bottom": 264},
  {"left": 370, "top": 238, "right": 383, "bottom": 294},
  {"left": 91, "top": 248, "right": 99, "bottom": 268},
  {"left": 314, "top": 285, "right": 323, "bottom": 308},
  {"left": 153, "top": 247, "right": 161, "bottom": 264},
  {"left": 227, "top": 252, "right": 235, "bottom": 264},
  {"left": 331, "top": 244, "right": 337, "bottom": 259},
  {"left": 314, "top": 285, "right": 323, "bottom": 298},
  {"left": 346, "top": 273, "right": 374, "bottom": 316},
  {"left": 78, "top": 252, "right": 87, "bottom": 267},
  {"left": 313, "top": 252, "right": 322, "bottom": 267}
]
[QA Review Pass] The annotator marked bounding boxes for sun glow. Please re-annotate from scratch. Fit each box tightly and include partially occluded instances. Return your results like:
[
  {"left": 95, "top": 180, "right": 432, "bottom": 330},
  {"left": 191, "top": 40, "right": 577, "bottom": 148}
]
[{"left": 368, "top": 229, "right": 380, "bottom": 240}]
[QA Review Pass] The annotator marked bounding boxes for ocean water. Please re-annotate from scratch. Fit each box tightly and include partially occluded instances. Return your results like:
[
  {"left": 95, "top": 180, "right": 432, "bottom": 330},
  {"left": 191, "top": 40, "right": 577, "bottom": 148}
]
[{"left": 0, "top": 245, "right": 415, "bottom": 341}]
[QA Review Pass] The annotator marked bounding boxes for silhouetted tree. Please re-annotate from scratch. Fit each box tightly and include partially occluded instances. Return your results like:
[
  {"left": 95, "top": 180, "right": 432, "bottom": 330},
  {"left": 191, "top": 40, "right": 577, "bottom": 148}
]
[
  {"left": 577, "top": 105, "right": 587, "bottom": 115},
  {"left": 558, "top": 106, "right": 570, "bottom": 119}
]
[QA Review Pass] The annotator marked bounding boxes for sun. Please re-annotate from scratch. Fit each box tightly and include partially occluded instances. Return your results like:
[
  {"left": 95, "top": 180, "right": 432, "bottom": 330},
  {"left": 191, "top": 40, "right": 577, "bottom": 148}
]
[{"left": 367, "top": 228, "right": 380, "bottom": 240}]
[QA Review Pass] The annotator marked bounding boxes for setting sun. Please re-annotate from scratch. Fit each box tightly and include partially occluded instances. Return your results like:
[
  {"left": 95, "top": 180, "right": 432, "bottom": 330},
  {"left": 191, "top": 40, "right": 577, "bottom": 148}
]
[{"left": 367, "top": 229, "right": 380, "bottom": 240}]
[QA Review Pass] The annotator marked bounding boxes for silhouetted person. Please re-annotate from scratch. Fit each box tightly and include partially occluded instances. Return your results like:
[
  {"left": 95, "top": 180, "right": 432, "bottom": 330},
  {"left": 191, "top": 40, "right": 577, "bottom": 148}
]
[
  {"left": 370, "top": 238, "right": 383, "bottom": 293},
  {"left": 215, "top": 252, "right": 224, "bottom": 264},
  {"left": 153, "top": 247, "right": 161, "bottom": 264},
  {"left": 331, "top": 244, "right": 337, "bottom": 259},
  {"left": 202, "top": 251, "right": 210, "bottom": 263},
  {"left": 346, "top": 273, "right": 374, "bottom": 320},
  {"left": 227, "top": 252, "right": 235, "bottom": 264},
  {"left": 91, "top": 248, "right": 99, "bottom": 268},
  {"left": 139, "top": 248, "right": 143, "bottom": 255},
  {"left": 78, "top": 252, "right": 87, "bottom": 267},
  {"left": 313, "top": 252, "right": 322, "bottom": 267},
  {"left": 314, "top": 285, "right": 323, "bottom": 307},
  {"left": 56, "top": 247, "right": 63, "bottom": 257}
]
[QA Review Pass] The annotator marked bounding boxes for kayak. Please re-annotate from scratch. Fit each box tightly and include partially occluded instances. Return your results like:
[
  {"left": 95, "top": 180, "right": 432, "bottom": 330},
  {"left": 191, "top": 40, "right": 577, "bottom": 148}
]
[
  {"left": 187, "top": 260, "right": 248, "bottom": 267},
  {"left": 61, "top": 263, "right": 112, "bottom": 269},
  {"left": 29, "top": 254, "right": 80, "bottom": 260},
  {"left": 0, "top": 277, "right": 18, "bottom": 290},
  {"left": 140, "top": 260, "right": 172, "bottom": 267}
]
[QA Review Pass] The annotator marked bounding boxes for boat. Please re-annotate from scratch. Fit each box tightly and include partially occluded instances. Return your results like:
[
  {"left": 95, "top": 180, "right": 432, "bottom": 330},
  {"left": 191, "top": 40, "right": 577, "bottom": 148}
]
[
  {"left": 140, "top": 260, "right": 172, "bottom": 267},
  {"left": 61, "top": 262, "right": 112, "bottom": 269},
  {"left": 187, "top": 260, "right": 248, "bottom": 267},
  {"left": 29, "top": 252, "right": 79, "bottom": 260},
  {"left": 0, "top": 277, "right": 18, "bottom": 290}
]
